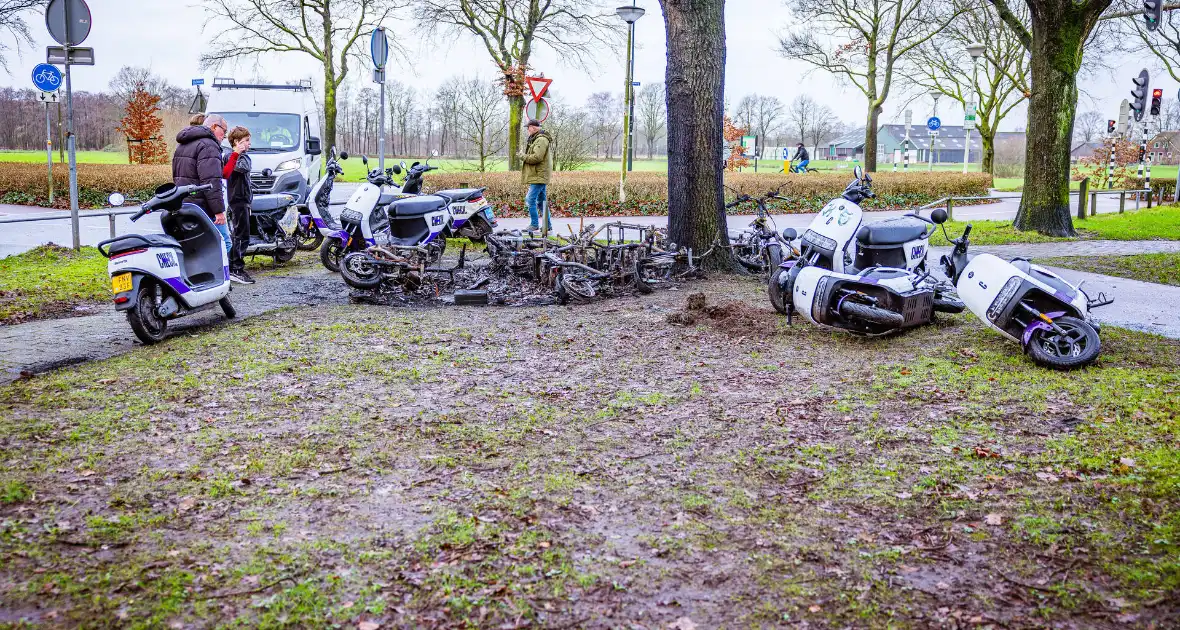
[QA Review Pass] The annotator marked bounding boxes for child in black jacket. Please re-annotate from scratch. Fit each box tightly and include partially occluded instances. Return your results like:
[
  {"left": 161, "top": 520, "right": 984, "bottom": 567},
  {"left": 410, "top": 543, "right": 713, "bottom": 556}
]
[{"left": 223, "top": 126, "right": 254, "bottom": 284}]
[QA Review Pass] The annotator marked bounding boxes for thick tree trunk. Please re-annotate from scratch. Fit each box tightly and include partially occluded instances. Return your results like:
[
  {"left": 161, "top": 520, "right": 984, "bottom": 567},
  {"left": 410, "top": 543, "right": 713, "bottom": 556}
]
[
  {"left": 661, "top": 0, "right": 732, "bottom": 269},
  {"left": 980, "top": 130, "right": 995, "bottom": 175},
  {"left": 508, "top": 95, "right": 524, "bottom": 171},
  {"left": 864, "top": 105, "right": 881, "bottom": 172},
  {"left": 323, "top": 77, "right": 338, "bottom": 153}
]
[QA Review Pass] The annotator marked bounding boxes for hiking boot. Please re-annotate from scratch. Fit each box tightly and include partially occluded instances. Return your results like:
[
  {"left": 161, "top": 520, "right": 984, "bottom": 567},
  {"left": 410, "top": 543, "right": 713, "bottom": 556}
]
[{"left": 229, "top": 270, "right": 255, "bottom": 285}]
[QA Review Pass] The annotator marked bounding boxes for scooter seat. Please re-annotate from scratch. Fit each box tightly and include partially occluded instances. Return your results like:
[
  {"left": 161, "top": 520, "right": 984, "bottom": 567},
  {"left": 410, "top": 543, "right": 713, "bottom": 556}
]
[
  {"left": 251, "top": 194, "right": 295, "bottom": 213},
  {"left": 378, "top": 192, "right": 403, "bottom": 206},
  {"left": 98, "top": 233, "right": 181, "bottom": 256},
  {"left": 857, "top": 217, "right": 928, "bottom": 245},
  {"left": 387, "top": 195, "right": 447, "bottom": 218},
  {"left": 435, "top": 188, "right": 485, "bottom": 202}
]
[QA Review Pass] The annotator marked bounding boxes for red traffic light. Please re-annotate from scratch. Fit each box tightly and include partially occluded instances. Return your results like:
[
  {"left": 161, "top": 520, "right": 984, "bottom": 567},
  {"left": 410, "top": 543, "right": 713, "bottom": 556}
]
[{"left": 1153, "top": 88, "right": 1164, "bottom": 98}]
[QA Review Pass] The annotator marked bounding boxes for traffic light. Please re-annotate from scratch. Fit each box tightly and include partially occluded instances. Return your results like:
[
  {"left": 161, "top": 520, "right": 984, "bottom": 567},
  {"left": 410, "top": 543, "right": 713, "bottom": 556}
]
[
  {"left": 1151, "top": 88, "right": 1163, "bottom": 116},
  {"left": 1140, "top": 145, "right": 1147, "bottom": 162},
  {"left": 1131, "top": 69, "right": 1150, "bottom": 122},
  {"left": 1108, "top": 120, "right": 1117, "bottom": 134},
  {"left": 1144, "top": 0, "right": 1162, "bottom": 32}
]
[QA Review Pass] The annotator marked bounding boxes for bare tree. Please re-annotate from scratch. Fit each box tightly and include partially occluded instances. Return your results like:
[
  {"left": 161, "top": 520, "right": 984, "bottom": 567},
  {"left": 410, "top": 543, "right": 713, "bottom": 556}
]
[
  {"left": 906, "top": 2, "right": 1029, "bottom": 173},
  {"left": 586, "top": 91, "right": 623, "bottom": 159},
  {"left": 808, "top": 105, "right": 837, "bottom": 156},
  {"left": 780, "top": 0, "right": 968, "bottom": 172},
  {"left": 660, "top": 0, "right": 732, "bottom": 268},
  {"left": 752, "top": 95, "right": 785, "bottom": 147},
  {"left": 388, "top": 83, "right": 417, "bottom": 156},
  {"left": 787, "top": 95, "right": 817, "bottom": 146},
  {"left": 1074, "top": 110, "right": 1104, "bottom": 143},
  {"left": 456, "top": 76, "right": 507, "bottom": 172},
  {"left": 415, "top": 0, "right": 619, "bottom": 171},
  {"left": 0, "top": 0, "right": 45, "bottom": 73},
  {"left": 199, "top": 0, "right": 402, "bottom": 151},
  {"left": 733, "top": 94, "right": 757, "bottom": 132},
  {"left": 547, "top": 105, "right": 596, "bottom": 171},
  {"left": 637, "top": 82, "right": 666, "bottom": 159},
  {"left": 109, "top": 66, "right": 190, "bottom": 111},
  {"left": 988, "top": 0, "right": 1113, "bottom": 236},
  {"left": 435, "top": 78, "right": 463, "bottom": 157}
]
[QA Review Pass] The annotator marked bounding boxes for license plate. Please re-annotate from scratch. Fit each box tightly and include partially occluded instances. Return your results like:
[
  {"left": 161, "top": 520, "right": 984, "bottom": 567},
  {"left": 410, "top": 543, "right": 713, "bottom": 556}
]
[
  {"left": 112, "top": 273, "right": 132, "bottom": 294},
  {"left": 484, "top": 207, "right": 496, "bottom": 220}
]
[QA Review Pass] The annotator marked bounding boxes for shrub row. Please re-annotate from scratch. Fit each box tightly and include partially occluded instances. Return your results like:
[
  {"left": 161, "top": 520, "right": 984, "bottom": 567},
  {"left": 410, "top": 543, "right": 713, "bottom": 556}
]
[
  {"left": 0, "top": 162, "right": 993, "bottom": 216},
  {"left": 427, "top": 171, "right": 994, "bottom": 217}
]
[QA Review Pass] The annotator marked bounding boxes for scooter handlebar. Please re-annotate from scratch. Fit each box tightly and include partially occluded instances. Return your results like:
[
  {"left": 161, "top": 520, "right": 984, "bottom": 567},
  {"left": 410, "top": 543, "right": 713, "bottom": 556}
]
[{"left": 130, "top": 208, "right": 147, "bottom": 222}]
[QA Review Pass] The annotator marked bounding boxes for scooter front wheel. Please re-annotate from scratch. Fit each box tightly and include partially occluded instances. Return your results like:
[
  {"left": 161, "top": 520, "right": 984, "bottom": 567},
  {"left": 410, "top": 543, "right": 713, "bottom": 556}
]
[
  {"left": 768, "top": 267, "right": 790, "bottom": 315},
  {"left": 340, "top": 252, "right": 384, "bottom": 289},
  {"left": 295, "top": 224, "right": 323, "bottom": 251},
  {"left": 839, "top": 300, "right": 904, "bottom": 327},
  {"left": 127, "top": 283, "right": 168, "bottom": 344},
  {"left": 1025, "top": 315, "right": 1101, "bottom": 370},
  {"left": 320, "top": 238, "right": 344, "bottom": 273}
]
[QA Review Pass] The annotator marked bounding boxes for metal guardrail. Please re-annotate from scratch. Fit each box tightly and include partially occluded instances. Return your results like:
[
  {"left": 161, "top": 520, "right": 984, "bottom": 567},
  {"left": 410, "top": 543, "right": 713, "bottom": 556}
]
[
  {"left": 919, "top": 187, "right": 1153, "bottom": 221},
  {"left": 0, "top": 207, "right": 140, "bottom": 240}
]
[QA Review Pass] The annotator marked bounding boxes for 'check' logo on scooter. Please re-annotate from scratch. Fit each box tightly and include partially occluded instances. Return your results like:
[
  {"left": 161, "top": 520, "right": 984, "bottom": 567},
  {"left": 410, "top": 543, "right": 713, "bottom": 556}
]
[{"left": 156, "top": 252, "right": 177, "bottom": 268}]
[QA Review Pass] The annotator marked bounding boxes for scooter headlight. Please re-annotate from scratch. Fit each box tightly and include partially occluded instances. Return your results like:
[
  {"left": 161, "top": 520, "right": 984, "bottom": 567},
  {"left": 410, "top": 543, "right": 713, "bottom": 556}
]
[
  {"left": 987, "top": 277, "right": 1023, "bottom": 322},
  {"left": 275, "top": 159, "right": 301, "bottom": 172}
]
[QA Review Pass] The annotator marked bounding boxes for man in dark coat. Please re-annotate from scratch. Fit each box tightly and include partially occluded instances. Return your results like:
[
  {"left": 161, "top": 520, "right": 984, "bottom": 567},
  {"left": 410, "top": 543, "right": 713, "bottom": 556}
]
[{"left": 173, "top": 114, "right": 230, "bottom": 252}]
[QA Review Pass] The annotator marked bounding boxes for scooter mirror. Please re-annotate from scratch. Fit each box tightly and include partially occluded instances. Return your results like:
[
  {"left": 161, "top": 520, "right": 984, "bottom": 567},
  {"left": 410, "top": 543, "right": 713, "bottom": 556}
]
[
  {"left": 361, "top": 155, "right": 369, "bottom": 166},
  {"left": 392, "top": 165, "right": 402, "bottom": 175},
  {"left": 400, "top": 161, "right": 406, "bottom": 170},
  {"left": 108, "top": 192, "right": 126, "bottom": 207},
  {"left": 340, "top": 151, "right": 349, "bottom": 160},
  {"left": 930, "top": 208, "right": 948, "bottom": 224},
  {"left": 781, "top": 228, "right": 798, "bottom": 241},
  {"left": 853, "top": 165, "right": 863, "bottom": 181}
]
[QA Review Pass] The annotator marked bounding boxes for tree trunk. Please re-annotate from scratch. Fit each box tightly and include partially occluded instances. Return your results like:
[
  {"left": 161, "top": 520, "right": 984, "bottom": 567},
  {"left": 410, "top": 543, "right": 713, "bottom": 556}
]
[
  {"left": 323, "top": 77, "right": 338, "bottom": 153},
  {"left": 661, "top": 0, "right": 732, "bottom": 269},
  {"left": 1014, "top": 8, "right": 1086, "bottom": 236},
  {"left": 980, "top": 129, "right": 995, "bottom": 175},
  {"left": 863, "top": 105, "right": 880, "bottom": 172},
  {"left": 508, "top": 95, "right": 524, "bottom": 171}
]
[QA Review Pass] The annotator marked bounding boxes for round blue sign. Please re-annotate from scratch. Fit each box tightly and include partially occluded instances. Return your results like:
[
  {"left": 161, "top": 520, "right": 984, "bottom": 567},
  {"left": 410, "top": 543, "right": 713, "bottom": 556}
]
[
  {"left": 927, "top": 116, "right": 942, "bottom": 131},
  {"left": 370, "top": 28, "right": 389, "bottom": 70},
  {"left": 32, "top": 63, "right": 62, "bottom": 92}
]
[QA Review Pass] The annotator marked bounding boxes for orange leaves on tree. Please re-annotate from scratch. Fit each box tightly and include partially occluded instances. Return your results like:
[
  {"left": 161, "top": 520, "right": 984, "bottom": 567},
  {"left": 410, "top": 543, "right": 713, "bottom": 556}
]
[
  {"left": 724, "top": 116, "right": 750, "bottom": 171},
  {"left": 115, "top": 82, "right": 168, "bottom": 165},
  {"left": 1073, "top": 137, "right": 1142, "bottom": 190},
  {"left": 498, "top": 62, "right": 529, "bottom": 98}
]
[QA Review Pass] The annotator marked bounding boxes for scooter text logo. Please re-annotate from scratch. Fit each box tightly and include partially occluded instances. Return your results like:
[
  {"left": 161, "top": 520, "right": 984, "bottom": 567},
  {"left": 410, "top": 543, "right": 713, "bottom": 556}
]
[
  {"left": 156, "top": 252, "right": 177, "bottom": 268},
  {"left": 431, "top": 216, "right": 444, "bottom": 226},
  {"left": 910, "top": 245, "right": 925, "bottom": 260},
  {"left": 820, "top": 204, "right": 854, "bottom": 226}
]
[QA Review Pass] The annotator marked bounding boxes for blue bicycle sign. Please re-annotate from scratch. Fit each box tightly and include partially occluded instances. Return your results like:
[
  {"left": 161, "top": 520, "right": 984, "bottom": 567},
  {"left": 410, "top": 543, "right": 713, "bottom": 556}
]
[
  {"left": 926, "top": 116, "right": 941, "bottom": 132},
  {"left": 32, "top": 64, "right": 62, "bottom": 92}
]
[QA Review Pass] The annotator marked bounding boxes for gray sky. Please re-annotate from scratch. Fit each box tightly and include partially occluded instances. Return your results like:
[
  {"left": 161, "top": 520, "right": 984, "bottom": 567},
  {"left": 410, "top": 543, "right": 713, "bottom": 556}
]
[{"left": 1, "top": 0, "right": 1167, "bottom": 134}]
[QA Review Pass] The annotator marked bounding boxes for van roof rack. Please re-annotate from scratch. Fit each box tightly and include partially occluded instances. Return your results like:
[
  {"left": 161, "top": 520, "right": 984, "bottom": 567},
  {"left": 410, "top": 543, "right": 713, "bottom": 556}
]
[{"left": 212, "top": 77, "right": 313, "bottom": 91}]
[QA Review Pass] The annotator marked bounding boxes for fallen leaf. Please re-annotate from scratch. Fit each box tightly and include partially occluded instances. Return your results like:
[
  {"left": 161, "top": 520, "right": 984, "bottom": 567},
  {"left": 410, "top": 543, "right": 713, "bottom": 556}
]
[
  {"left": 619, "top": 560, "right": 636, "bottom": 568},
  {"left": 1119, "top": 457, "right": 1136, "bottom": 468},
  {"left": 358, "top": 621, "right": 380, "bottom": 630},
  {"left": 895, "top": 492, "right": 913, "bottom": 500},
  {"left": 984, "top": 513, "right": 1003, "bottom": 526},
  {"left": 808, "top": 605, "right": 821, "bottom": 613},
  {"left": 177, "top": 497, "right": 197, "bottom": 513},
  {"left": 669, "top": 617, "right": 697, "bottom": 630}
]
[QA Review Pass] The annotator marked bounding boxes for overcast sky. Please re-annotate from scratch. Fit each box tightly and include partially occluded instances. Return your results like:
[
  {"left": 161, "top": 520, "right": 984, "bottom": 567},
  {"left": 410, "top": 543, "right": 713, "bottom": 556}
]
[{"left": 1, "top": 0, "right": 1167, "bottom": 134}]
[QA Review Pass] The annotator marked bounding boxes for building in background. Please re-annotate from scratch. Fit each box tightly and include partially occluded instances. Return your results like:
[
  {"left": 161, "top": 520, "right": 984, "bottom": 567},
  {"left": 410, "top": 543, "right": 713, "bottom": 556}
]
[{"left": 1147, "top": 131, "right": 1180, "bottom": 165}]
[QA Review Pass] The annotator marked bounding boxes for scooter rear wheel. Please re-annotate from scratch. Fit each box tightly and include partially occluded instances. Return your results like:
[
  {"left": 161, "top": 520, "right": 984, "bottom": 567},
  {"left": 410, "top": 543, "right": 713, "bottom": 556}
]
[
  {"left": 127, "top": 283, "right": 168, "bottom": 344},
  {"left": 295, "top": 224, "right": 324, "bottom": 251},
  {"left": 1025, "top": 316, "right": 1101, "bottom": 370},
  {"left": 839, "top": 300, "right": 904, "bottom": 327},
  {"left": 274, "top": 241, "right": 298, "bottom": 264},
  {"left": 219, "top": 296, "right": 236, "bottom": 319}
]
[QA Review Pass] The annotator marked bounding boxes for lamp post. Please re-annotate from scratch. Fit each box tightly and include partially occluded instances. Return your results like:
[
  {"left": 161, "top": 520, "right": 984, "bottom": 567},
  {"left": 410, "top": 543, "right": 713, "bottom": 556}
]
[
  {"left": 616, "top": 2, "right": 645, "bottom": 203},
  {"left": 928, "top": 91, "right": 941, "bottom": 171},
  {"left": 964, "top": 42, "right": 985, "bottom": 174}
]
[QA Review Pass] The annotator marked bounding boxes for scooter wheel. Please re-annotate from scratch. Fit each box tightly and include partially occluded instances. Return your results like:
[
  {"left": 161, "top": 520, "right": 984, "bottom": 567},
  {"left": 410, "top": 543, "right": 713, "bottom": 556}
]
[
  {"left": 839, "top": 300, "right": 904, "bottom": 327},
  {"left": 296, "top": 225, "right": 324, "bottom": 251},
  {"left": 632, "top": 259, "right": 654, "bottom": 295},
  {"left": 274, "top": 242, "right": 298, "bottom": 264},
  {"left": 127, "top": 283, "right": 168, "bottom": 344},
  {"left": 219, "top": 296, "right": 236, "bottom": 319},
  {"left": 768, "top": 267, "right": 790, "bottom": 315},
  {"left": 1025, "top": 316, "right": 1101, "bottom": 370},
  {"left": 340, "top": 252, "right": 384, "bottom": 289},
  {"left": 320, "top": 238, "right": 344, "bottom": 273}
]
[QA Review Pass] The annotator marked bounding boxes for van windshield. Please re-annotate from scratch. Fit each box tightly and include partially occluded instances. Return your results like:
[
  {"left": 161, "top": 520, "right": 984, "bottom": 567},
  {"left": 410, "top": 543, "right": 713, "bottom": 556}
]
[{"left": 215, "top": 112, "right": 301, "bottom": 152}]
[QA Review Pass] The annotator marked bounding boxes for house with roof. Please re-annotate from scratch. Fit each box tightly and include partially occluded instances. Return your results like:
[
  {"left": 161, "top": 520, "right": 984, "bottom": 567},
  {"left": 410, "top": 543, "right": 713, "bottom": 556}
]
[
  {"left": 824, "top": 125, "right": 1025, "bottom": 164},
  {"left": 1147, "top": 131, "right": 1180, "bottom": 164},
  {"left": 1071, "top": 141, "right": 1104, "bottom": 162}
]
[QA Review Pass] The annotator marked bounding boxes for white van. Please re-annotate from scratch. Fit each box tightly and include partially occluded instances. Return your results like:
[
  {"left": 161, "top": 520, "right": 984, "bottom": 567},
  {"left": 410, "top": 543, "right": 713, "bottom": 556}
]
[{"left": 205, "top": 78, "right": 323, "bottom": 203}]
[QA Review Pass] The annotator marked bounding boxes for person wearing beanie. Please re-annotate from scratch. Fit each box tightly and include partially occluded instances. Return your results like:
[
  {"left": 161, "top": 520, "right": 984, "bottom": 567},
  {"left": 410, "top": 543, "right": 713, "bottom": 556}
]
[{"left": 520, "top": 118, "right": 553, "bottom": 232}]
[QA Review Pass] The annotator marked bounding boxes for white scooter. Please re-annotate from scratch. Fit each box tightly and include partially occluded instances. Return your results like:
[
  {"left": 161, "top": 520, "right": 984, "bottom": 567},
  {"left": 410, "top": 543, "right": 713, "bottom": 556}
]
[
  {"left": 98, "top": 184, "right": 235, "bottom": 344},
  {"left": 769, "top": 166, "right": 960, "bottom": 316},
  {"left": 323, "top": 153, "right": 407, "bottom": 272},
  {"left": 940, "top": 223, "right": 1112, "bottom": 369}
]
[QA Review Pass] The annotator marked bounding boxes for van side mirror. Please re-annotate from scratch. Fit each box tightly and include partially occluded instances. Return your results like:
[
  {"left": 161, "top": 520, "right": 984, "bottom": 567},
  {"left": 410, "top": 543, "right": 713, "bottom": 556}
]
[
  {"left": 930, "top": 208, "right": 948, "bottom": 224},
  {"left": 306, "top": 136, "right": 322, "bottom": 156}
]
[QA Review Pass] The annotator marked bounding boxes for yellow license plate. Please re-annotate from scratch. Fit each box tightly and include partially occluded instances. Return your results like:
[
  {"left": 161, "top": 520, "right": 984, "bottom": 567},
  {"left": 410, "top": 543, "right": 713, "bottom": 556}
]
[{"left": 112, "top": 273, "right": 132, "bottom": 294}]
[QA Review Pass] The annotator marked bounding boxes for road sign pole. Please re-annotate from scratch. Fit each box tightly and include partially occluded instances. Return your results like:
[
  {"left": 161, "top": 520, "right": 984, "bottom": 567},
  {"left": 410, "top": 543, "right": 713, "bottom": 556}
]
[
  {"left": 46, "top": 104, "right": 53, "bottom": 204},
  {"left": 64, "top": 50, "right": 79, "bottom": 250},
  {"left": 378, "top": 76, "right": 386, "bottom": 172}
]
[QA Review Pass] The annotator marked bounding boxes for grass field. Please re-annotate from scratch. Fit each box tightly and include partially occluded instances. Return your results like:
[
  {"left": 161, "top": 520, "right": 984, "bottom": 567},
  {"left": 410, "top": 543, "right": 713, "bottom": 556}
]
[
  {"left": 0, "top": 150, "right": 130, "bottom": 165},
  {"left": 1037, "top": 252, "right": 1180, "bottom": 286},
  {"left": 930, "top": 205, "right": 1180, "bottom": 246}
]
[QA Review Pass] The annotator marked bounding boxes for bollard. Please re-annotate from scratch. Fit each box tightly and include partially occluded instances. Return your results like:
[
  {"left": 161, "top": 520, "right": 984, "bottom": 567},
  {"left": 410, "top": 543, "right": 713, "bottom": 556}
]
[
  {"left": 1090, "top": 191, "right": 1097, "bottom": 217},
  {"left": 1148, "top": 185, "right": 1154, "bottom": 209},
  {"left": 109, "top": 213, "right": 116, "bottom": 238},
  {"left": 1077, "top": 177, "right": 1089, "bottom": 219},
  {"left": 1119, "top": 191, "right": 1126, "bottom": 214},
  {"left": 947, "top": 198, "right": 954, "bottom": 222}
]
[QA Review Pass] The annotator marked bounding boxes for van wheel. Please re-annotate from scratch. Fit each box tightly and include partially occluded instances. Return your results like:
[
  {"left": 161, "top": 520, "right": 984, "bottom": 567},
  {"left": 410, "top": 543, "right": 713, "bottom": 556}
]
[
  {"left": 219, "top": 296, "right": 237, "bottom": 319},
  {"left": 127, "top": 283, "right": 168, "bottom": 344},
  {"left": 320, "top": 238, "right": 344, "bottom": 272}
]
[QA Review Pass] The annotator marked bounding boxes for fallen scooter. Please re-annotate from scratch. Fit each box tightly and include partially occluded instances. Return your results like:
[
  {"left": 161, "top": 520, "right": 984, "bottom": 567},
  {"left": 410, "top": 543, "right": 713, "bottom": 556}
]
[
  {"left": 97, "top": 184, "right": 235, "bottom": 344},
  {"left": 940, "top": 223, "right": 1112, "bottom": 369}
]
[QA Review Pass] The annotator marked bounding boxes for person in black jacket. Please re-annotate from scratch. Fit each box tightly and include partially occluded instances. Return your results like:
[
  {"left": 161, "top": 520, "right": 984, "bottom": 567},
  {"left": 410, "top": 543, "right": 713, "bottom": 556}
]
[
  {"left": 173, "top": 114, "right": 230, "bottom": 252},
  {"left": 223, "top": 126, "right": 254, "bottom": 284},
  {"left": 791, "top": 142, "right": 810, "bottom": 173}
]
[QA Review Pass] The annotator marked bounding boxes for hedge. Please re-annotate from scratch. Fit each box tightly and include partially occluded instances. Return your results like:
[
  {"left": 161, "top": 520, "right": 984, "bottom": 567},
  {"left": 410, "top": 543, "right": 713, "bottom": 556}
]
[{"left": 0, "top": 162, "right": 993, "bottom": 216}]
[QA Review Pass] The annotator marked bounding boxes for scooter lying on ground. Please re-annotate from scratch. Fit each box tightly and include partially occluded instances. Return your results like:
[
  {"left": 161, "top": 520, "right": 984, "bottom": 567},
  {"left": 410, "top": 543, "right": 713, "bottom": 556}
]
[
  {"left": 768, "top": 166, "right": 960, "bottom": 316},
  {"left": 940, "top": 223, "right": 1112, "bottom": 369},
  {"left": 240, "top": 186, "right": 301, "bottom": 263},
  {"left": 97, "top": 184, "right": 235, "bottom": 344}
]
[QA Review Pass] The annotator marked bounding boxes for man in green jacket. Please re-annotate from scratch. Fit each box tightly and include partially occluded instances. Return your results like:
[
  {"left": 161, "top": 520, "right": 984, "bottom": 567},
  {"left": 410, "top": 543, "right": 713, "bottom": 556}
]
[{"left": 521, "top": 119, "right": 553, "bottom": 231}]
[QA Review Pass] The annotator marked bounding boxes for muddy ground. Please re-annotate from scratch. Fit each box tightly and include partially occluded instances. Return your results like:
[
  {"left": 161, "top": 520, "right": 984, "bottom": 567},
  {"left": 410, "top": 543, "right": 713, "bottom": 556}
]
[{"left": 0, "top": 274, "right": 1178, "bottom": 629}]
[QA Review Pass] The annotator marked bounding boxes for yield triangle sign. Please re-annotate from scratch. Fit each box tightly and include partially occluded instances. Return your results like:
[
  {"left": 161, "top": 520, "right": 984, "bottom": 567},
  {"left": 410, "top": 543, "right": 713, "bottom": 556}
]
[{"left": 526, "top": 76, "right": 552, "bottom": 101}]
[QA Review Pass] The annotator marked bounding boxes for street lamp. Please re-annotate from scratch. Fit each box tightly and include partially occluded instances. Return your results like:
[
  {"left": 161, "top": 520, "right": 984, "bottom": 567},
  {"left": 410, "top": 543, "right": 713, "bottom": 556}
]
[
  {"left": 964, "top": 42, "right": 985, "bottom": 174},
  {"left": 929, "top": 90, "right": 941, "bottom": 171},
  {"left": 616, "top": 2, "right": 644, "bottom": 202}
]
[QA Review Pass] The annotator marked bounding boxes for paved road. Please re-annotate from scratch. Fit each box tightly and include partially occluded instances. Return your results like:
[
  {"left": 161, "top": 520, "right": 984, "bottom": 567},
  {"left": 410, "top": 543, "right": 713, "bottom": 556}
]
[{"left": 0, "top": 187, "right": 1142, "bottom": 259}]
